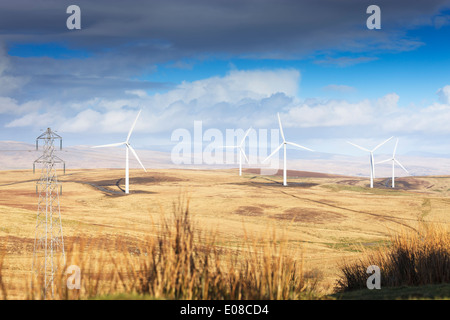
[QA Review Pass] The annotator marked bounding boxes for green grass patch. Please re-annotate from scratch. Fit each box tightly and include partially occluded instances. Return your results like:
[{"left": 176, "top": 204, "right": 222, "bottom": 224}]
[
  {"left": 92, "top": 283, "right": 450, "bottom": 300},
  {"left": 331, "top": 283, "right": 450, "bottom": 300},
  {"left": 90, "top": 293, "right": 164, "bottom": 300}
]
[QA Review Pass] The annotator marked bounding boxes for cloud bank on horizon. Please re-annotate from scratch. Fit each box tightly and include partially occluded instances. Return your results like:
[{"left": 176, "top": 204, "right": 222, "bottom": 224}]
[{"left": 1, "top": 0, "right": 450, "bottom": 156}]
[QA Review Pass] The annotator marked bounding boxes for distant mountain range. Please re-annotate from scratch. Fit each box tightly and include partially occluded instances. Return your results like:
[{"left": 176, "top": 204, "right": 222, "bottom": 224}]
[
  {"left": 405, "top": 151, "right": 450, "bottom": 158},
  {"left": 1, "top": 140, "right": 449, "bottom": 177}
]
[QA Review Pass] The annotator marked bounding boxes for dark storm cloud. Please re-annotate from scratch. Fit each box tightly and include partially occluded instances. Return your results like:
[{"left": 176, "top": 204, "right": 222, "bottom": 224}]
[
  {"left": 0, "top": 49, "right": 173, "bottom": 102},
  {"left": 1, "top": 0, "right": 449, "bottom": 58},
  {"left": 18, "top": 74, "right": 171, "bottom": 102},
  {"left": 1, "top": 0, "right": 450, "bottom": 116}
]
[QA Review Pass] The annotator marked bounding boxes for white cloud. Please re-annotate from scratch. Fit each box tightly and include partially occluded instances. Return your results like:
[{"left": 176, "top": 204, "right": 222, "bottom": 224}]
[
  {"left": 5, "top": 68, "right": 450, "bottom": 145},
  {"left": 61, "top": 109, "right": 102, "bottom": 132},
  {"left": 0, "top": 96, "right": 21, "bottom": 114},
  {"left": 283, "top": 98, "right": 374, "bottom": 128},
  {"left": 125, "top": 90, "right": 148, "bottom": 98},
  {"left": 5, "top": 111, "right": 63, "bottom": 128},
  {"left": 376, "top": 92, "right": 399, "bottom": 114},
  {"left": 0, "top": 44, "right": 28, "bottom": 95},
  {"left": 381, "top": 102, "right": 450, "bottom": 134},
  {"left": 54, "top": 69, "right": 301, "bottom": 134},
  {"left": 0, "top": 97, "right": 43, "bottom": 115},
  {"left": 152, "top": 69, "right": 300, "bottom": 109},
  {"left": 437, "top": 85, "right": 450, "bottom": 104}
]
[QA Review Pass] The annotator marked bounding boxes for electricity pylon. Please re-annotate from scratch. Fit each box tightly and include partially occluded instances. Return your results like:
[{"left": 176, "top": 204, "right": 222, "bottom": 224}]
[{"left": 32, "top": 128, "right": 65, "bottom": 299}]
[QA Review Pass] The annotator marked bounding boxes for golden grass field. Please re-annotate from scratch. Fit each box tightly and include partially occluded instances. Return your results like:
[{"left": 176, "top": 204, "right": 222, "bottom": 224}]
[{"left": 0, "top": 167, "right": 449, "bottom": 299}]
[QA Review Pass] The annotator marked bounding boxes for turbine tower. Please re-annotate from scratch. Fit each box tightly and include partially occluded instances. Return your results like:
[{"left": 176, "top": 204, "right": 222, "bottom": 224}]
[
  {"left": 376, "top": 138, "right": 409, "bottom": 188},
  {"left": 221, "top": 127, "right": 252, "bottom": 176},
  {"left": 347, "top": 136, "right": 393, "bottom": 188},
  {"left": 92, "top": 109, "right": 147, "bottom": 194},
  {"left": 32, "top": 128, "right": 65, "bottom": 299},
  {"left": 263, "top": 113, "right": 313, "bottom": 186}
]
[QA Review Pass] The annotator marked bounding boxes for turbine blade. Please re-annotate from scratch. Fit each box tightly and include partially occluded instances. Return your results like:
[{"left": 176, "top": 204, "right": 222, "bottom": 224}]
[
  {"left": 127, "top": 144, "right": 147, "bottom": 172},
  {"left": 347, "top": 141, "right": 370, "bottom": 152},
  {"left": 91, "top": 142, "right": 126, "bottom": 148},
  {"left": 263, "top": 143, "right": 283, "bottom": 163},
  {"left": 240, "top": 147, "right": 249, "bottom": 163},
  {"left": 393, "top": 138, "right": 399, "bottom": 157},
  {"left": 126, "top": 109, "right": 142, "bottom": 143},
  {"left": 372, "top": 136, "right": 394, "bottom": 152},
  {"left": 375, "top": 158, "right": 392, "bottom": 164},
  {"left": 239, "top": 127, "right": 252, "bottom": 147},
  {"left": 286, "top": 141, "right": 314, "bottom": 152},
  {"left": 277, "top": 113, "right": 285, "bottom": 142},
  {"left": 395, "top": 159, "right": 409, "bottom": 174}
]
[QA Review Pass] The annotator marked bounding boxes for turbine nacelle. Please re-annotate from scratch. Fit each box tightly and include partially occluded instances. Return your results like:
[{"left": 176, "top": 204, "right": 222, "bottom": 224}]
[
  {"left": 221, "top": 127, "right": 252, "bottom": 176},
  {"left": 347, "top": 136, "right": 394, "bottom": 188},
  {"left": 376, "top": 138, "right": 408, "bottom": 188}
]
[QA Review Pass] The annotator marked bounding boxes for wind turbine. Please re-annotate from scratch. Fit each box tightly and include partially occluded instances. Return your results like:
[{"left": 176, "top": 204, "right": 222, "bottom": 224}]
[
  {"left": 376, "top": 138, "right": 409, "bottom": 188},
  {"left": 347, "top": 136, "right": 393, "bottom": 188},
  {"left": 222, "top": 127, "right": 252, "bottom": 176},
  {"left": 92, "top": 109, "right": 147, "bottom": 194},
  {"left": 263, "top": 113, "right": 313, "bottom": 186}
]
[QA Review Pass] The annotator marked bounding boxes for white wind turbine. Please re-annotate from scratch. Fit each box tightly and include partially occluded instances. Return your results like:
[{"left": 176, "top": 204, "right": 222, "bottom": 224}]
[
  {"left": 263, "top": 113, "right": 313, "bottom": 186},
  {"left": 347, "top": 136, "right": 393, "bottom": 188},
  {"left": 376, "top": 138, "right": 409, "bottom": 188},
  {"left": 92, "top": 109, "right": 147, "bottom": 194},
  {"left": 222, "top": 127, "right": 252, "bottom": 176}
]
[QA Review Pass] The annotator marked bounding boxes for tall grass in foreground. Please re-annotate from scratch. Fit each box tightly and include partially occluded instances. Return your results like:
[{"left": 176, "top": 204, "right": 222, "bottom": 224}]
[
  {"left": 335, "top": 223, "right": 450, "bottom": 292},
  {"left": 0, "top": 240, "right": 7, "bottom": 300},
  {"left": 126, "top": 200, "right": 319, "bottom": 300},
  {"left": 0, "top": 198, "right": 320, "bottom": 300}
]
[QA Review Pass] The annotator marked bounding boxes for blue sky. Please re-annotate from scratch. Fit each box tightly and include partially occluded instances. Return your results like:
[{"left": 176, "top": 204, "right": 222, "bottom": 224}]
[{"left": 1, "top": 0, "right": 450, "bottom": 159}]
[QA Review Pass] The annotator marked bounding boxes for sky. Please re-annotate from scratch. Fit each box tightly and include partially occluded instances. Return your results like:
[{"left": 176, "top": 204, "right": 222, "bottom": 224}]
[{"left": 1, "top": 0, "right": 450, "bottom": 160}]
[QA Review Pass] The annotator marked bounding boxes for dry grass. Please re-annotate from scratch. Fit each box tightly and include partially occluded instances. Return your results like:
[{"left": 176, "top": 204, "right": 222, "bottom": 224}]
[
  {"left": 335, "top": 223, "right": 450, "bottom": 292},
  {"left": 0, "top": 196, "right": 320, "bottom": 300},
  {"left": 0, "top": 240, "right": 7, "bottom": 300},
  {"left": 1, "top": 169, "right": 450, "bottom": 298}
]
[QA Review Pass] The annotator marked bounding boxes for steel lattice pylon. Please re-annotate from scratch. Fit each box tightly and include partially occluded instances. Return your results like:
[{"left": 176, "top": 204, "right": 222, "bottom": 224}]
[{"left": 32, "top": 128, "right": 65, "bottom": 299}]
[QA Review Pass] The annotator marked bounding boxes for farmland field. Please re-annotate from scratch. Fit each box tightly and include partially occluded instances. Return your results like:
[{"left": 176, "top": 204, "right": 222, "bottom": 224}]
[{"left": 0, "top": 168, "right": 449, "bottom": 299}]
